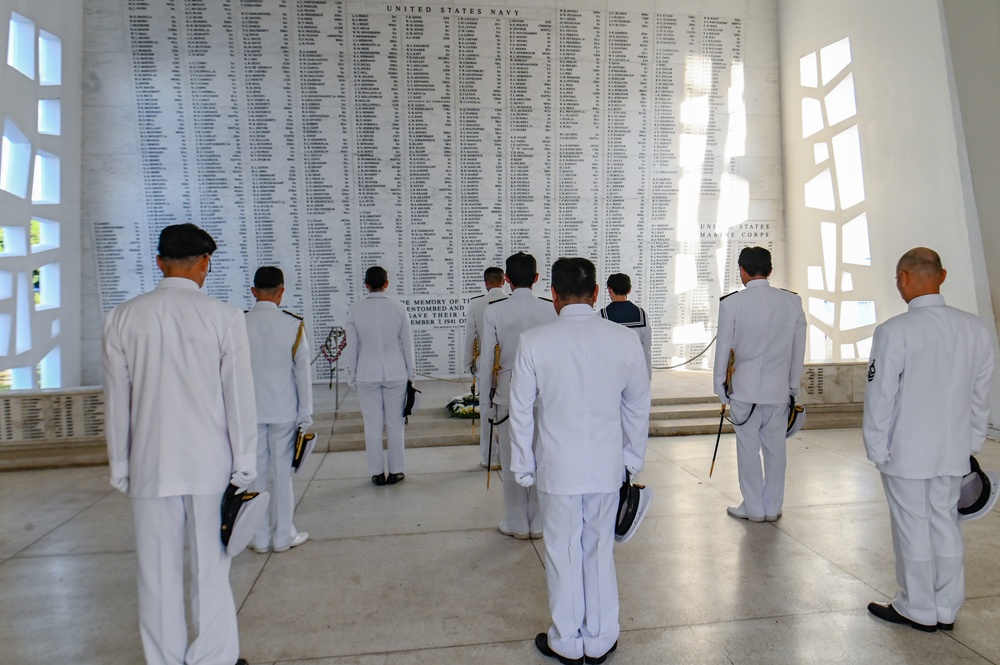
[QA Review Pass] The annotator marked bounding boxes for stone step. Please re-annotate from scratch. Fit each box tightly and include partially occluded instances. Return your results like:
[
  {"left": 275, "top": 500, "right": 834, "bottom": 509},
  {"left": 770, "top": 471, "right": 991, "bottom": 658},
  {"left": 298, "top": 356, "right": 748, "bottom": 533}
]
[{"left": 319, "top": 399, "right": 863, "bottom": 452}]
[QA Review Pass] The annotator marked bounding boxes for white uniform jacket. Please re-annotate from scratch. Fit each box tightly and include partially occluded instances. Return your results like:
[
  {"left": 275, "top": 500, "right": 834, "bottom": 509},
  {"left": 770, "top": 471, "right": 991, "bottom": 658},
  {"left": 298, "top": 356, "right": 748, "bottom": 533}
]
[
  {"left": 714, "top": 279, "right": 807, "bottom": 405},
  {"left": 102, "top": 277, "right": 257, "bottom": 498},
  {"left": 863, "top": 294, "right": 994, "bottom": 479},
  {"left": 509, "top": 304, "right": 651, "bottom": 495},
  {"left": 479, "top": 288, "right": 557, "bottom": 406},
  {"left": 245, "top": 301, "right": 313, "bottom": 427},
  {"left": 345, "top": 292, "right": 415, "bottom": 384},
  {"left": 463, "top": 286, "right": 508, "bottom": 372}
]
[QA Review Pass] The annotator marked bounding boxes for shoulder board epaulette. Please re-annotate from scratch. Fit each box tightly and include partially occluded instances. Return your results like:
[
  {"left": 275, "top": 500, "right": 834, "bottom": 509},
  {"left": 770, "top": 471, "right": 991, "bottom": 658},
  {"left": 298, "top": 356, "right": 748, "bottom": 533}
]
[
  {"left": 720, "top": 290, "right": 738, "bottom": 301},
  {"left": 780, "top": 288, "right": 799, "bottom": 295},
  {"left": 487, "top": 297, "right": 508, "bottom": 305},
  {"left": 598, "top": 307, "right": 609, "bottom": 319},
  {"left": 470, "top": 293, "right": 486, "bottom": 300},
  {"left": 282, "top": 310, "right": 304, "bottom": 321},
  {"left": 539, "top": 297, "right": 553, "bottom": 302}
]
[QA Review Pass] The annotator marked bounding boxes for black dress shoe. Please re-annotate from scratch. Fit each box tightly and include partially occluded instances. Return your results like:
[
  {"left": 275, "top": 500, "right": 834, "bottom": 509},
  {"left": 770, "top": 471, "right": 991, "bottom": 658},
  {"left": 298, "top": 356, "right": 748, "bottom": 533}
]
[
  {"left": 867, "top": 602, "right": 936, "bottom": 632},
  {"left": 235, "top": 659, "right": 249, "bottom": 665},
  {"left": 371, "top": 474, "right": 386, "bottom": 486},
  {"left": 585, "top": 640, "right": 617, "bottom": 664},
  {"left": 938, "top": 621, "right": 954, "bottom": 631},
  {"left": 535, "top": 633, "right": 584, "bottom": 665},
  {"left": 386, "top": 472, "right": 405, "bottom": 485}
]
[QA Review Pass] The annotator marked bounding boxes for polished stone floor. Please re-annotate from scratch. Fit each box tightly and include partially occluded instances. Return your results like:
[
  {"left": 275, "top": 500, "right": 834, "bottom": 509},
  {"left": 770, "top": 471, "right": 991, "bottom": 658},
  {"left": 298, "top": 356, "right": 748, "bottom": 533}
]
[{"left": 4, "top": 424, "right": 1000, "bottom": 663}]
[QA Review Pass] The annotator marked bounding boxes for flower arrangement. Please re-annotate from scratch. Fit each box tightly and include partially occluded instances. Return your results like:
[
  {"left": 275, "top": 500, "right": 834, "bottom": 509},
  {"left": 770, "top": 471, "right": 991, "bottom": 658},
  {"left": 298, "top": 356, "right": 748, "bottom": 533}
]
[{"left": 446, "top": 393, "right": 479, "bottom": 419}]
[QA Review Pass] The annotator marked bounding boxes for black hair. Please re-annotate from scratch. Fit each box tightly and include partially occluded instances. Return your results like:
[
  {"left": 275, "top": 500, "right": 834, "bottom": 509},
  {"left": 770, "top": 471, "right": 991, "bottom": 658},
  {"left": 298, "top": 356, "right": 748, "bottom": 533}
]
[
  {"left": 738, "top": 246, "right": 772, "bottom": 278},
  {"left": 505, "top": 252, "right": 537, "bottom": 288},
  {"left": 253, "top": 266, "right": 284, "bottom": 290},
  {"left": 365, "top": 266, "right": 388, "bottom": 290},
  {"left": 606, "top": 273, "right": 631, "bottom": 296},
  {"left": 157, "top": 223, "right": 217, "bottom": 259},
  {"left": 552, "top": 257, "right": 597, "bottom": 300},
  {"left": 483, "top": 266, "right": 504, "bottom": 286}
]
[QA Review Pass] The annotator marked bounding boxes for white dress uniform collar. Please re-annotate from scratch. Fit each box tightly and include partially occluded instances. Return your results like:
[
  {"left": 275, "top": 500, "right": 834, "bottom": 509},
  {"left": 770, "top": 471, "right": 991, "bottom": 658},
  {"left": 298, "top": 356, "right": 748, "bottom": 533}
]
[
  {"left": 251, "top": 300, "right": 278, "bottom": 311},
  {"left": 559, "top": 303, "right": 595, "bottom": 318},
  {"left": 157, "top": 276, "right": 201, "bottom": 291},
  {"left": 367, "top": 292, "right": 390, "bottom": 299},
  {"left": 908, "top": 293, "right": 945, "bottom": 310},
  {"left": 744, "top": 278, "right": 770, "bottom": 290},
  {"left": 510, "top": 287, "right": 535, "bottom": 297}
]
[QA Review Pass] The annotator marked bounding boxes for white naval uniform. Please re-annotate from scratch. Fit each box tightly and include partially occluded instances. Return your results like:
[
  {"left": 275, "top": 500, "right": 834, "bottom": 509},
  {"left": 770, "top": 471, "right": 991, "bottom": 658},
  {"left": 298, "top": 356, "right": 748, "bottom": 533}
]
[
  {"left": 509, "top": 304, "right": 650, "bottom": 660},
  {"left": 599, "top": 300, "right": 652, "bottom": 377},
  {"left": 345, "top": 291, "right": 415, "bottom": 476},
  {"left": 713, "top": 279, "right": 806, "bottom": 519},
  {"left": 480, "top": 288, "right": 557, "bottom": 535},
  {"left": 863, "top": 293, "right": 994, "bottom": 626},
  {"left": 463, "top": 286, "right": 508, "bottom": 465},
  {"left": 103, "top": 277, "right": 257, "bottom": 665},
  {"left": 246, "top": 300, "right": 313, "bottom": 550}
]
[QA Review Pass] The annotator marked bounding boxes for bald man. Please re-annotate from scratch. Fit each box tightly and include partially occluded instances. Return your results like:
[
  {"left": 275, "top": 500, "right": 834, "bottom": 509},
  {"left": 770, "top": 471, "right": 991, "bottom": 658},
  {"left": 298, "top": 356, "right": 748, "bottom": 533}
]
[{"left": 864, "top": 247, "right": 994, "bottom": 632}]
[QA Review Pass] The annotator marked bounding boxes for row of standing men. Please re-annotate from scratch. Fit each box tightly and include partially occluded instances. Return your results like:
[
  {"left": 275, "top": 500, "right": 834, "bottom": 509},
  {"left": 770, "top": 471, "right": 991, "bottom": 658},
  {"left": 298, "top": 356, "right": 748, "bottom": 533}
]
[{"left": 102, "top": 223, "right": 995, "bottom": 665}]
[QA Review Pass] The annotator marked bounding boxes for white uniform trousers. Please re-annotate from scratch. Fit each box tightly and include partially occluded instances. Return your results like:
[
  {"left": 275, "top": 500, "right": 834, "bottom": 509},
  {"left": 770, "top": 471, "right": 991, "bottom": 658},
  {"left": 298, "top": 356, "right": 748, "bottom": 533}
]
[
  {"left": 881, "top": 473, "right": 964, "bottom": 626},
  {"left": 131, "top": 493, "right": 239, "bottom": 665},
  {"left": 731, "top": 400, "right": 787, "bottom": 518},
  {"left": 538, "top": 490, "right": 619, "bottom": 660},
  {"left": 495, "top": 403, "right": 540, "bottom": 534},
  {"left": 357, "top": 380, "right": 407, "bottom": 476},
  {"left": 251, "top": 422, "right": 299, "bottom": 550}
]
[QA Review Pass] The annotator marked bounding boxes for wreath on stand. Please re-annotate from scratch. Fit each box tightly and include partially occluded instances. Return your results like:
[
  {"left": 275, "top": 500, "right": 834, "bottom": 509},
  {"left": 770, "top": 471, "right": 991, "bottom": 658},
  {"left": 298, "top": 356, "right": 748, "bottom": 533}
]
[{"left": 446, "top": 393, "right": 479, "bottom": 419}]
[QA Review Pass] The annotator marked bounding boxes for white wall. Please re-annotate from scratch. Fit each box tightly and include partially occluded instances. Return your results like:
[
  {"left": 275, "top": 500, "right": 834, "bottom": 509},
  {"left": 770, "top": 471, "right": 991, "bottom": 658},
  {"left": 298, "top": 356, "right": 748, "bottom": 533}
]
[
  {"left": 777, "top": 0, "right": 1000, "bottom": 425},
  {"left": 0, "top": 0, "right": 83, "bottom": 388}
]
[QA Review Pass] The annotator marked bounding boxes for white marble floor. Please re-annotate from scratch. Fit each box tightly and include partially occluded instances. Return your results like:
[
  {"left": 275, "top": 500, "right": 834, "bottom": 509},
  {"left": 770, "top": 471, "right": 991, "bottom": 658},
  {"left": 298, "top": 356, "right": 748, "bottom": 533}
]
[{"left": 4, "top": 427, "right": 1000, "bottom": 664}]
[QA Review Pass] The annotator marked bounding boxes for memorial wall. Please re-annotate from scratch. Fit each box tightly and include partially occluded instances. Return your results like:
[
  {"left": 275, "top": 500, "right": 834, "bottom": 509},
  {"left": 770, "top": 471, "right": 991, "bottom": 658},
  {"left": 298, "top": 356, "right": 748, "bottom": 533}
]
[{"left": 88, "top": 0, "right": 782, "bottom": 379}]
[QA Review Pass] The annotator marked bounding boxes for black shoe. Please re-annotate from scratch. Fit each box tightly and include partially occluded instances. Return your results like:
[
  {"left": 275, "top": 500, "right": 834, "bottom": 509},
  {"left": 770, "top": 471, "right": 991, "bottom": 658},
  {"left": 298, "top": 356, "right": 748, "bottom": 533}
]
[
  {"left": 938, "top": 621, "right": 954, "bottom": 631},
  {"left": 535, "top": 633, "right": 584, "bottom": 665},
  {"left": 386, "top": 472, "right": 405, "bottom": 485},
  {"left": 235, "top": 659, "right": 249, "bottom": 665},
  {"left": 371, "top": 474, "right": 386, "bottom": 486},
  {"left": 585, "top": 641, "right": 617, "bottom": 664},
  {"left": 867, "top": 602, "right": 936, "bottom": 632}
]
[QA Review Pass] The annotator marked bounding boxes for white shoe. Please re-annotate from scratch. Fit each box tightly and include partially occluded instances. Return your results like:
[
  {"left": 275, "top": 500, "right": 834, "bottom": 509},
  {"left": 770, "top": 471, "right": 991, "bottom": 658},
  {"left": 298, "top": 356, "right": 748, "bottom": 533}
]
[
  {"left": 529, "top": 531, "right": 543, "bottom": 539},
  {"left": 273, "top": 531, "right": 309, "bottom": 552},
  {"left": 498, "top": 522, "right": 530, "bottom": 540},
  {"left": 727, "top": 504, "right": 765, "bottom": 523},
  {"left": 246, "top": 543, "right": 271, "bottom": 554},
  {"left": 765, "top": 512, "right": 782, "bottom": 522}
]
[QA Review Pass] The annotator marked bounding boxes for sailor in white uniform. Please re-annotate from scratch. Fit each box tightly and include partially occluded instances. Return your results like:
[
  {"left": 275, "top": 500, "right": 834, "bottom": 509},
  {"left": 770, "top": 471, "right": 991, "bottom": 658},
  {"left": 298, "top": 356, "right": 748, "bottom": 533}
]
[
  {"left": 598, "top": 272, "right": 652, "bottom": 377},
  {"left": 509, "top": 257, "right": 650, "bottom": 665},
  {"left": 463, "top": 266, "right": 507, "bottom": 467},
  {"left": 714, "top": 246, "right": 806, "bottom": 523},
  {"left": 245, "top": 266, "right": 313, "bottom": 553},
  {"left": 864, "top": 247, "right": 994, "bottom": 632},
  {"left": 345, "top": 266, "right": 415, "bottom": 486},
  {"left": 480, "top": 252, "right": 557, "bottom": 539},
  {"left": 103, "top": 224, "right": 256, "bottom": 665}
]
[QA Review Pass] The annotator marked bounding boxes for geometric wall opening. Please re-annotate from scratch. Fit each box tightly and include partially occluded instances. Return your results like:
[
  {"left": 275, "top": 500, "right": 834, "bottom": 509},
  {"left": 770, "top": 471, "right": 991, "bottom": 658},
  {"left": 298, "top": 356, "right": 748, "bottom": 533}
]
[
  {"left": 798, "top": 36, "right": 875, "bottom": 362},
  {"left": 37, "top": 99, "right": 60, "bottom": 135},
  {"left": 6, "top": 13, "right": 35, "bottom": 80},
  {"left": 31, "top": 149, "right": 60, "bottom": 204},
  {"left": 0, "top": 225, "right": 27, "bottom": 256},
  {"left": 37, "top": 30, "right": 61, "bottom": 86},
  {"left": 36, "top": 261, "right": 59, "bottom": 309},
  {"left": 38, "top": 345, "right": 60, "bottom": 388},
  {"left": 1, "top": 118, "right": 32, "bottom": 199},
  {"left": 30, "top": 217, "right": 60, "bottom": 253}
]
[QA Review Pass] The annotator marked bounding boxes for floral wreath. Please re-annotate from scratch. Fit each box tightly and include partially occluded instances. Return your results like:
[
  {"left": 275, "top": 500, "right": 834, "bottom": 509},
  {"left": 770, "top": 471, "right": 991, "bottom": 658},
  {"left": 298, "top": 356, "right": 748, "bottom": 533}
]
[{"left": 446, "top": 393, "right": 479, "bottom": 419}]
